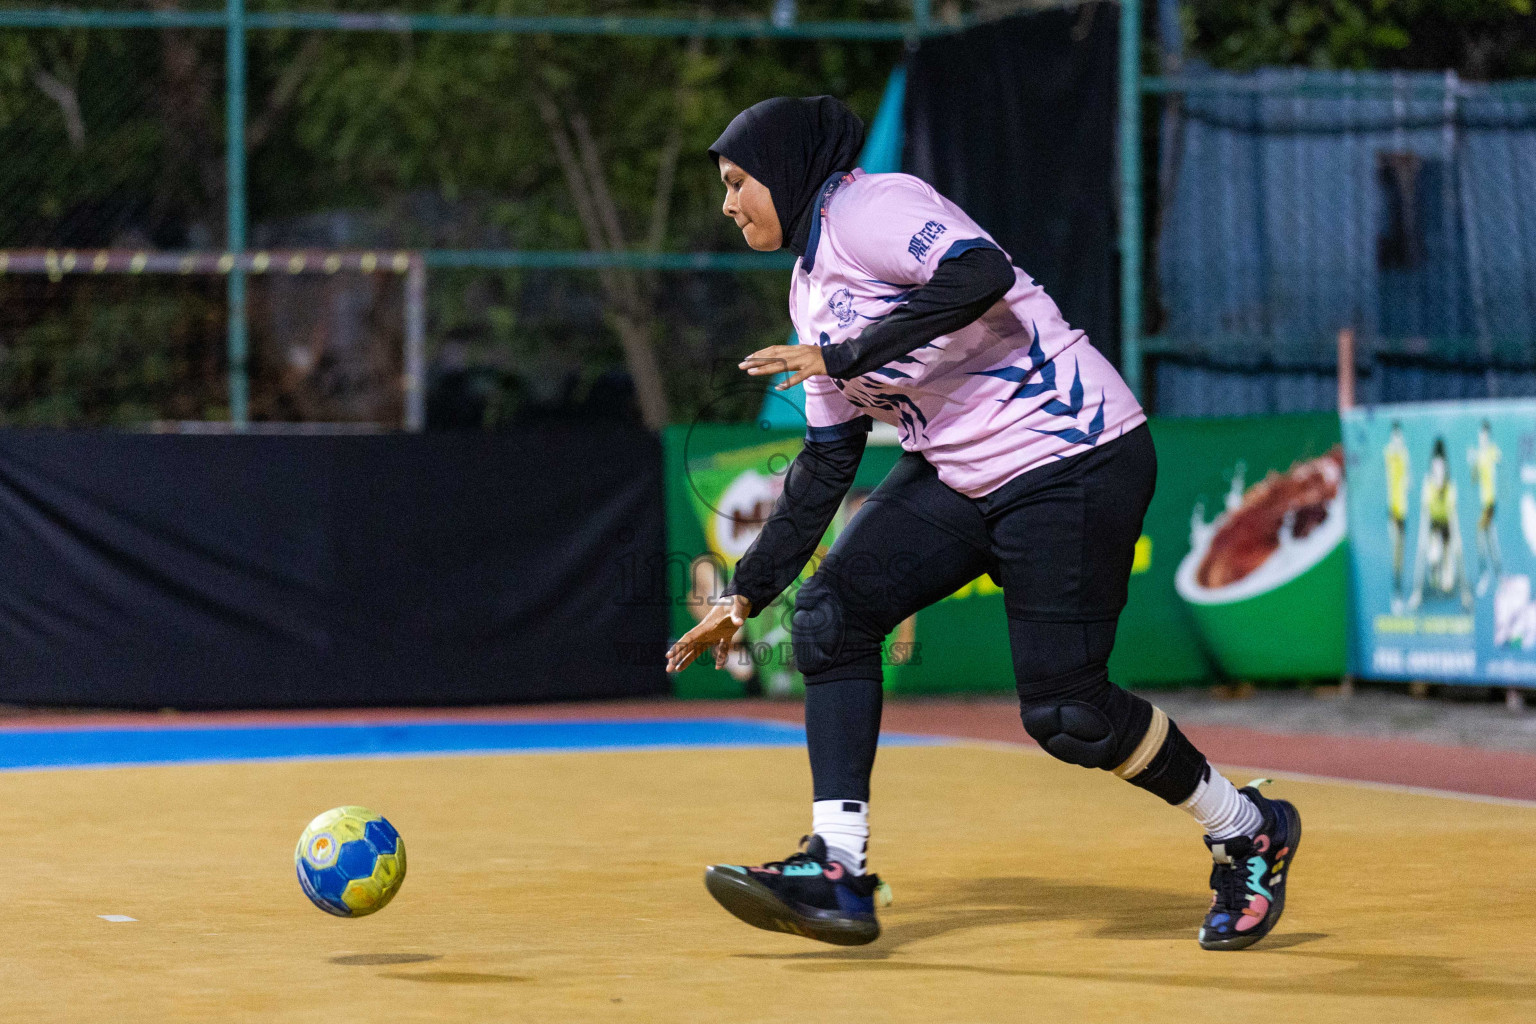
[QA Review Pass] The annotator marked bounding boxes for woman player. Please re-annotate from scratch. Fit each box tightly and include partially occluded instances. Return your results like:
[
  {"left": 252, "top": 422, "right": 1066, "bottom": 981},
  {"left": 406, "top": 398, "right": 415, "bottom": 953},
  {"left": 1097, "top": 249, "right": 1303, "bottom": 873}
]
[{"left": 666, "top": 96, "right": 1301, "bottom": 951}]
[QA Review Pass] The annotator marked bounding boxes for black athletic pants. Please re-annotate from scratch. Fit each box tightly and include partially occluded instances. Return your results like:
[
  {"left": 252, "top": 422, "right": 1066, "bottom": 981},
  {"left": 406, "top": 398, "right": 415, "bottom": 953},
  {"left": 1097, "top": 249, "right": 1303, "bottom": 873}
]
[{"left": 802, "top": 424, "right": 1159, "bottom": 801}]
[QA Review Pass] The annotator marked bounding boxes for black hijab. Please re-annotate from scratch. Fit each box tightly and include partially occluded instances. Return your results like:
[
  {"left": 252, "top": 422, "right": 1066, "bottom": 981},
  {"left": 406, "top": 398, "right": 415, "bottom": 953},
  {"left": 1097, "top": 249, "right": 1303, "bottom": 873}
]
[{"left": 709, "top": 96, "right": 866, "bottom": 257}]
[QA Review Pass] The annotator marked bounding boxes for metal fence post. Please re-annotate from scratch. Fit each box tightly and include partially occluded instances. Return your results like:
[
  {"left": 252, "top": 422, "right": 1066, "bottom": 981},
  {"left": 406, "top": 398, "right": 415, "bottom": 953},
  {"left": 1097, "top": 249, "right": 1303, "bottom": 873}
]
[
  {"left": 226, "top": 0, "right": 249, "bottom": 426},
  {"left": 404, "top": 256, "right": 427, "bottom": 431},
  {"left": 1118, "top": 0, "right": 1143, "bottom": 399},
  {"left": 1337, "top": 327, "right": 1356, "bottom": 411}
]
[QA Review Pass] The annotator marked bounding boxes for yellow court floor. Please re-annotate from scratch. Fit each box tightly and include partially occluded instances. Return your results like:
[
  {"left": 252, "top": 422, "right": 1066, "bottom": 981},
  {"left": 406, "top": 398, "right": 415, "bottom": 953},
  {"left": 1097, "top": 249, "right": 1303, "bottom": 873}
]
[{"left": 0, "top": 743, "right": 1532, "bottom": 1023}]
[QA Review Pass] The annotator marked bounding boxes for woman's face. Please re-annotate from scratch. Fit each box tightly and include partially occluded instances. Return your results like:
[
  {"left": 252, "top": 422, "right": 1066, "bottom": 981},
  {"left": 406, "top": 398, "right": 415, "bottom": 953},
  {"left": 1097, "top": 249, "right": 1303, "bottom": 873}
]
[{"left": 718, "top": 158, "right": 782, "bottom": 251}]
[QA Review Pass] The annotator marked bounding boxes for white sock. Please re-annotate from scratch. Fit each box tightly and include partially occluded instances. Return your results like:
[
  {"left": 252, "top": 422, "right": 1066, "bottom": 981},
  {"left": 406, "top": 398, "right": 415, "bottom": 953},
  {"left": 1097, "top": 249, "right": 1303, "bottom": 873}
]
[
  {"left": 1179, "top": 768, "right": 1263, "bottom": 841},
  {"left": 812, "top": 799, "right": 869, "bottom": 875}
]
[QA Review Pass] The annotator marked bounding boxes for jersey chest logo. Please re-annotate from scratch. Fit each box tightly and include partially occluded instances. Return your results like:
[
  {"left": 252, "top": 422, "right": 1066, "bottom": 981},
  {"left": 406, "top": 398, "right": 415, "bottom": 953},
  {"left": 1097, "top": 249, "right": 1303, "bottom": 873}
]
[{"left": 828, "top": 288, "right": 857, "bottom": 327}]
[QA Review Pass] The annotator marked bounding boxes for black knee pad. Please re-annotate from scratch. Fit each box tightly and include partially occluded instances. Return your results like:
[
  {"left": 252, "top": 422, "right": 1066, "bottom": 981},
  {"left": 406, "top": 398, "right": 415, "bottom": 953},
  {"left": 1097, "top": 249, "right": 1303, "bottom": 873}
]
[
  {"left": 1018, "top": 664, "right": 1152, "bottom": 770},
  {"left": 791, "top": 574, "right": 845, "bottom": 677},
  {"left": 1022, "top": 701, "right": 1118, "bottom": 768}
]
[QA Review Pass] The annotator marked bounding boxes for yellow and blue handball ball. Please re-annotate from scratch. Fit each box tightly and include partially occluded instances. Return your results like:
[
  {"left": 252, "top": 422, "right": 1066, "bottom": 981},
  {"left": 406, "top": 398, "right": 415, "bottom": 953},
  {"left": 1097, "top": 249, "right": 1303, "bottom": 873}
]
[{"left": 295, "top": 806, "right": 407, "bottom": 917}]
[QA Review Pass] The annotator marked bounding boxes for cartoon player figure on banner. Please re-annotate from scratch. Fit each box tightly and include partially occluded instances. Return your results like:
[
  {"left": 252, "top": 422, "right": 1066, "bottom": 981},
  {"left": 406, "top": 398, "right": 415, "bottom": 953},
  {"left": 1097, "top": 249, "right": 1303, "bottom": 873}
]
[
  {"left": 1385, "top": 423, "right": 1410, "bottom": 613},
  {"left": 686, "top": 485, "right": 916, "bottom": 696},
  {"left": 1468, "top": 420, "right": 1503, "bottom": 597},
  {"left": 686, "top": 556, "right": 758, "bottom": 688},
  {"left": 1409, "top": 437, "right": 1473, "bottom": 612}
]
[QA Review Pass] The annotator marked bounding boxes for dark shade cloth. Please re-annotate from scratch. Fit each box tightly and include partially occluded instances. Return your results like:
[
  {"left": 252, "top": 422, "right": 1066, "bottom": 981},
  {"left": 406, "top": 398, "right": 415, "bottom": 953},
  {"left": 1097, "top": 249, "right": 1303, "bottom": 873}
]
[
  {"left": 0, "top": 425, "right": 668, "bottom": 709},
  {"left": 903, "top": 6, "right": 1119, "bottom": 363},
  {"left": 709, "top": 96, "right": 866, "bottom": 257}
]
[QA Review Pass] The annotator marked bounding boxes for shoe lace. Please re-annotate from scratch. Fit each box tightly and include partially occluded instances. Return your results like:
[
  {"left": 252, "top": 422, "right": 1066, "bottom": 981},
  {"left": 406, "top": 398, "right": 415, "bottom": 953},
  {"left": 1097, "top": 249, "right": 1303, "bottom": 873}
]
[
  {"left": 1210, "top": 859, "right": 1249, "bottom": 912},
  {"left": 760, "top": 835, "right": 821, "bottom": 872},
  {"left": 1209, "top": 778, "right": 1275, "bottom": 913}
]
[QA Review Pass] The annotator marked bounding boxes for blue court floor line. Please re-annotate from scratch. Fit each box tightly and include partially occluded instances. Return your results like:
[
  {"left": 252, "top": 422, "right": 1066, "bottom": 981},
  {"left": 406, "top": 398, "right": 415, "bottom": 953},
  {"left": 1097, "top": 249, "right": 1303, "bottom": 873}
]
[{"left": 0, "top": 718, "right": 943, "bottom": 771}]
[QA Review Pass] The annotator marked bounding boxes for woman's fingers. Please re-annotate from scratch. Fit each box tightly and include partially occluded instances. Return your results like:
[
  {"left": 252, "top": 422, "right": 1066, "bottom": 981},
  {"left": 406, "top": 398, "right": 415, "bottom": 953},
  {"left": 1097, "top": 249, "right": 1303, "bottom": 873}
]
[
  {"left": 744, "top": 345, "right": 826, "bottom": 386},
  {"left": 666, "top": 610, "right": 737, "bottom": 674},
  {"left": 739, "top": 346, "right": 811, "bottom": 376},
  {"left": 739, "top": 344, "right": 796, "bottom": 365},
  {"left": 740, "top": 357, "right": 798, "bottom": 377},
  {"left": 666, "top": 596, "right": 753, "bottom": 674},
  {"left": 665, "top": 623, "right": 709, "bottom": 673},
  {"left": 665, "top": 638, "right": 695, "bottom": 674},
  {"left": 669, "top": 637, "right": 713, "bottom": 673}
]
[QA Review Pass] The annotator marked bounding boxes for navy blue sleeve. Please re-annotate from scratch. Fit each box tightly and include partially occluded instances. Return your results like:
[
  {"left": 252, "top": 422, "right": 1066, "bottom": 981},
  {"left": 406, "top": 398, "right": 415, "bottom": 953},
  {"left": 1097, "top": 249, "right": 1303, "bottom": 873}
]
[
  {"left": 819, "top": 243, "right": 1014, "bottom": 380},
  {"left": 721, "top": 430, "right": 866, "bottom": 617},
  {"left": 805, "top": 415, "right": 873, "bottom": 443}
]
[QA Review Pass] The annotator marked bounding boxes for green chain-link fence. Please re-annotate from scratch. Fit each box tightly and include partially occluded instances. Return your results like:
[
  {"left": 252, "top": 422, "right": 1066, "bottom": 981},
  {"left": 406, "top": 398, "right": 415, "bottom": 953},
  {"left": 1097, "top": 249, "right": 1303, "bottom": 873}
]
[{"left": 0, "top": 1, "right": 995, "bottom": 429}]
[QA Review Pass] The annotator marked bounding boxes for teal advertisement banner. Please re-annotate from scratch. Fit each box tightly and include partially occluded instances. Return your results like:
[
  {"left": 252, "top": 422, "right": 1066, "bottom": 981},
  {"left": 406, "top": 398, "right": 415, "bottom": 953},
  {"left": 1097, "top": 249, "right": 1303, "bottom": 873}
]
[{"left": 1343, "top": 400, "right": 1536, "bottom": 685}]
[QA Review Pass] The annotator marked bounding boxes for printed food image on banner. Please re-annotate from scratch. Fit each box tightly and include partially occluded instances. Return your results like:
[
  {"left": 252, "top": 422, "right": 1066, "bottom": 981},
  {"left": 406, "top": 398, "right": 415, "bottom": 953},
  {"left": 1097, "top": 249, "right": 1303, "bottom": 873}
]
[
  {"left": 1110, "top": 414, "right": 1346, "bottom": 686},
  {"left": 1174, "top": 449, "right": 1348, "bottom": 679},
  {"left": 1342, "top": 399, "right": 1536, "bottom": 685}
]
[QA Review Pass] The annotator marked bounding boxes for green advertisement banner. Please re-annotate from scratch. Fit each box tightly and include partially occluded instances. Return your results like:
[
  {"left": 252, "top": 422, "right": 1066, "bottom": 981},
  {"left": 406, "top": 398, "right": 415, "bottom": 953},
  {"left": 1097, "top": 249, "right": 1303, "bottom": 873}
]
[
  {"left": 665, "top": 423, "right": 997, "bottom": 699},
  {"left": 665, "top": 413, "right": 1345, "bottom": 698},
  {"left": 1119, "top": 413, "right": 1346, "bottom": 685}
]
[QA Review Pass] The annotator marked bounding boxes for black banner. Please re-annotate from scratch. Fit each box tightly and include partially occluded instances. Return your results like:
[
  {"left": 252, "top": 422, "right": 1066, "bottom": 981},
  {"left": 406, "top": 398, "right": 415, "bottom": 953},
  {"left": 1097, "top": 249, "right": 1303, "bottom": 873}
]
[
  {"left": 0, "top": 426, "right": 667, "bottom": 709},
  {"left": 904, "top": 4, "right": 1120, "bottom": 362}
]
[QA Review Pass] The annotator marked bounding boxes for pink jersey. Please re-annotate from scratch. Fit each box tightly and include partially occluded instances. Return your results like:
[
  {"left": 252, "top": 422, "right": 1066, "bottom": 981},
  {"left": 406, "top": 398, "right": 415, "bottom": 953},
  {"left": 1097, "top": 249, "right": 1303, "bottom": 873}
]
[{"left": 790, "top": 169, "right": 1145, "bottom": 499}]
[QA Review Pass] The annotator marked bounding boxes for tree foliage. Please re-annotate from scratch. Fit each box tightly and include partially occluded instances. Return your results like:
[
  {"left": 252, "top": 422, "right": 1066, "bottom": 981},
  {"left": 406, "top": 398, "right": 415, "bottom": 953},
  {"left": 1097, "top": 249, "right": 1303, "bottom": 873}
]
[
  {"left": 0, "top": 1, "right": 905, "bottom": 426},
  {"left": 1185, "top": 0, "right": 1536, "bottom": 78}
]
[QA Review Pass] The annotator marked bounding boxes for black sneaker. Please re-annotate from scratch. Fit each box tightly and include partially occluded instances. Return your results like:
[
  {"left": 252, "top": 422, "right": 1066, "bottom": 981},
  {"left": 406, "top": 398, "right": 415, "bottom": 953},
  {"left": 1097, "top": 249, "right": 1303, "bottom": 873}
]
[
  {"left": 1199, "top": 782, "right": 1302, "bottom": 951},
  {"left": 704, "top": 834, "right": 889, "bottom": 946}
]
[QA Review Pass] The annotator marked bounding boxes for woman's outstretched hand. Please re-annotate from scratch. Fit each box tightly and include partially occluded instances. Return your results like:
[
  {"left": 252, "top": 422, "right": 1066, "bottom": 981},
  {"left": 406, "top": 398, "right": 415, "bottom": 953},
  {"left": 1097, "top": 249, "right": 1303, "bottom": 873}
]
[
  {"left": 666, "top": 594, "right": 753, "bottom": 674},
  {"left": 740, "top": 345, "right": 827, "bottom": 389}
]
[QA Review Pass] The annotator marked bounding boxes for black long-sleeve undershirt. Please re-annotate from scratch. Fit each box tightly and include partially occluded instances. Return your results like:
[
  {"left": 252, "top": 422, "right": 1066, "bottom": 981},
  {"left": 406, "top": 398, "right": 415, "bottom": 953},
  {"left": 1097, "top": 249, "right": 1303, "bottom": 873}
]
[
  {"left": 819, "top": 245, "right": 1016, "bottom": 380},
  {"left": 722, "top": 426, "right": 868, "bottom": 617}
]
